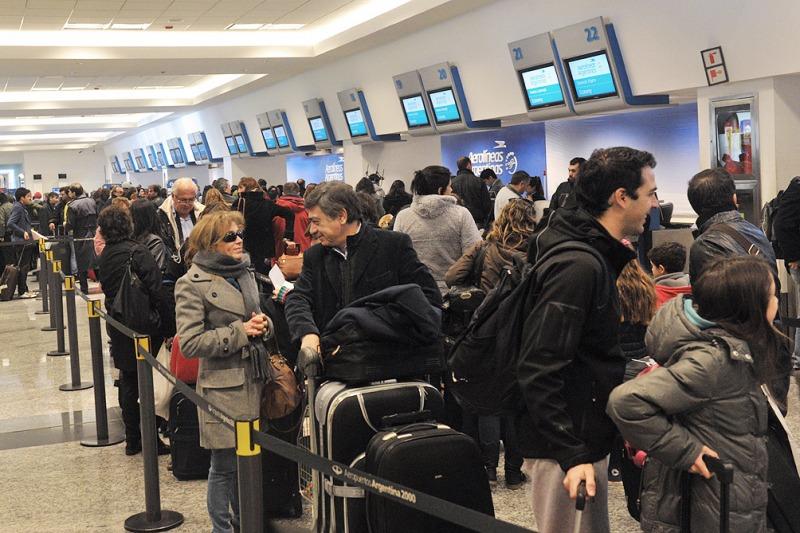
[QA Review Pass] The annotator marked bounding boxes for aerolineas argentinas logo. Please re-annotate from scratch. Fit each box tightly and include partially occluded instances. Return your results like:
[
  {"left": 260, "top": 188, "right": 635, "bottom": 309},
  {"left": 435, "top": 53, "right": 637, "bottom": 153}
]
[{"left": 469, "top": 140, "right": 518, "bottom": 177}]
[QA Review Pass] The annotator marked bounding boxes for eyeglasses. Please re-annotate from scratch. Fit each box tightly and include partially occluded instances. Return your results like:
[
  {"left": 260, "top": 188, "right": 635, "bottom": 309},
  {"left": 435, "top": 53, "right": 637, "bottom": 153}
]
[
  {"left": 221, "top": 230, "right": 244, "bottom": 243},
  {"left": 174, "top": 197, "right": 195, "bottom": 204}
]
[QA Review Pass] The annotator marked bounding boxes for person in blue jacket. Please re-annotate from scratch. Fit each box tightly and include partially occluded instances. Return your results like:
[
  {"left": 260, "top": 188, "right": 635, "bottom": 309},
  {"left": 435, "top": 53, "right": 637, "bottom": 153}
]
[{"left": 6, "top": 187, "right": 36, "bottom": 298}]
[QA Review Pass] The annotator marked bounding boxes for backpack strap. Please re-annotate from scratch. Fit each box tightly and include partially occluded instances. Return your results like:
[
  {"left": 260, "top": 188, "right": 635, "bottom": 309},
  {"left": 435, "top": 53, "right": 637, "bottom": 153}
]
[
  {"left": 708, "top": 223, "right": 762, "bottom": 257},
  {"left": 469, "top": 242, "right": 489, "bottom": 287}
]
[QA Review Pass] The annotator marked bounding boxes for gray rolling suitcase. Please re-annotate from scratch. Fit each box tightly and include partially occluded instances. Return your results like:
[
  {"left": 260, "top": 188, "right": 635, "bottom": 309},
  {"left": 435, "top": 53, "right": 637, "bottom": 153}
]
[{"left": 310, "top": 380, "right": 444, "bottom": 533}]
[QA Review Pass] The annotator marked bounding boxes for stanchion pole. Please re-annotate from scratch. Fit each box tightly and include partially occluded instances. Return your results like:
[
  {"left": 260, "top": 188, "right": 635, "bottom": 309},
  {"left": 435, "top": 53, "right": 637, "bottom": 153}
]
[
  {"left": 81, "top": 300, "right": 125, "bottom": 447},
  {"left": 47, "top": 260, "right": 68, "bottom": 357},
  {"left": 124, "top": 335, "right": 184, "bottom": 533},
  {"left": 236, "top": 417, "right": 264, "bottom": 533},
  {"left": 35, "top": 239, "right": 49, "bottom": 315},
  {"left": 40, "top": 250, "right": 58, "bottom": 331},
  {"left": 59, "top": 274, "right": 92, "bottom": 391}
]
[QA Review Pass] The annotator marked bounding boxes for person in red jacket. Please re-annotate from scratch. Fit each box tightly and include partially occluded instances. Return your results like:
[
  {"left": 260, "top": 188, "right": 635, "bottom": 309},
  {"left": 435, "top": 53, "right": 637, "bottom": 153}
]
[
  {"left": 647, "top": 241, "right": 691, "bottom": 308},
  {"left": 274, "top": 181, "right": 311, "bottom": 253}
]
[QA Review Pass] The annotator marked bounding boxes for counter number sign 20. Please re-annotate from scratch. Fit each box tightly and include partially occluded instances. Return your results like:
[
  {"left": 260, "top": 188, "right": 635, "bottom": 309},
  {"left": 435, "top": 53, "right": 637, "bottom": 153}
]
[
  {"left": 585, "top": 26, "right": 599, "bottom": 42},
  {"left": 438, "top": 68, "right": 448, "bottom": 80}
]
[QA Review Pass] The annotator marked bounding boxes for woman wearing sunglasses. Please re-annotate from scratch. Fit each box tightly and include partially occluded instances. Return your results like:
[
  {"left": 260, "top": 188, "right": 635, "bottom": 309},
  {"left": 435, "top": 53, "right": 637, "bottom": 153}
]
[{"left": 175, "top": 210, "right": 273, "bottom": 533}]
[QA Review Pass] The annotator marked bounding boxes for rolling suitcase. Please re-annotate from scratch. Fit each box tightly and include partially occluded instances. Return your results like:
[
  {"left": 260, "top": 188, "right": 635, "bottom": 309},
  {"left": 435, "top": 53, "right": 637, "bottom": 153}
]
[
  {"left": 363, "top": 422, "right": 493, "bottom": 533},
  {"left": 312, "top": 380, "right": 444, "bottom": 533},
  {"left": 261, "top": 406, "right": 303, "bottom": 521},
  {"left": 168, "top": 390, "right": 211, "bottom": 480},
  {"left": 680, "top": 455, "right": 734, "bottom": 533},
  {"left": 0, "top": 262, "right": 19, "bottom": 301}
]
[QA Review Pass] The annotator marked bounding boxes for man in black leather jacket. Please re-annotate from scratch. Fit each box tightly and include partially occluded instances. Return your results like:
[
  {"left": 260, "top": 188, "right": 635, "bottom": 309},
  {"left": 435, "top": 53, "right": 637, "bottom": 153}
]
[
  {"left": 450, "top": 156, "right": 491, "bottom": 228},
  {"left": 518, "top": 147, "right": 658, "bottom": 533}
]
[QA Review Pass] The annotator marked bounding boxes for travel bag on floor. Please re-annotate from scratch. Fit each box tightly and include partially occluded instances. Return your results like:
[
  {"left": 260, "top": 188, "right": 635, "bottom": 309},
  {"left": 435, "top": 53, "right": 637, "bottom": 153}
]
[
  {"left": 313, "top": 380, "right": 444, "bottom": 533},
  {"left": 168, "top": 390, "right": 211, "bottom": 481},
  {"left": 364, "top": 422, "right": 494, "bottom": 533},
  {"left": 0, "top": 263, "right": 18, "bottom": 301},
  {"left": 261, "top": 405, "right": 304, "bottom": 521}
]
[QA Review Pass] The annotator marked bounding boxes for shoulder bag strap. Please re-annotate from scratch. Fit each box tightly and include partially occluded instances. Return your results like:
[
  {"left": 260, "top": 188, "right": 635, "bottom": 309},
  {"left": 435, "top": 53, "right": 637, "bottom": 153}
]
[
  {"left": 708, "top": 223, "right": 762, "bottom": 257},
  {"left": 470, "top": 242, "right": 489, "bottom": 287}
]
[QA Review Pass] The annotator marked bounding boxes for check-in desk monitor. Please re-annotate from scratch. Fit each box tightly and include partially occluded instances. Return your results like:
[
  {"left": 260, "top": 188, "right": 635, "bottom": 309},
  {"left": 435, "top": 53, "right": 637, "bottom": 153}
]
[
  {"left": 234, "top": 134, "right": 247, "bottom": 153},
  {"left": 401, "top": 94, "right": 431, "bottom": 128},
  {"left": 225, "top": 137, "right": 237, "bottom": 155},
  {"left": 308, "top": 116, "right": 328, "bottom": 142},
  {"left": 344, "top": 109, "right": 368, "bottom": 138},
  {"left": 261, "top": 128, "right": 278, "bottom": 150},
  {"left": 274, "top": 126, "right": 289, "bottom": 148},
  {"left": 427, "top": 88, "right": 461, "bottom": 125},
  {"left": 518, "top": 62, "right": 565, "bottom": 110},
  {"left": 564, "top": 51, "right": 618, "bottom": 102}
]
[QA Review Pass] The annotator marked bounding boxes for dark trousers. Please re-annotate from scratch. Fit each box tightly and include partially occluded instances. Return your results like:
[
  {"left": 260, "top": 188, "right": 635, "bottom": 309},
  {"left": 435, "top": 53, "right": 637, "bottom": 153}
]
[
  {"left": 463, "top": 413, "right": 523, "bottom": 474},
  {"left": 118, "top": 369, "right": 141, "bottom": 444},
  {"left": 15, "top": 244, "right": 33, "bottom": 295}
]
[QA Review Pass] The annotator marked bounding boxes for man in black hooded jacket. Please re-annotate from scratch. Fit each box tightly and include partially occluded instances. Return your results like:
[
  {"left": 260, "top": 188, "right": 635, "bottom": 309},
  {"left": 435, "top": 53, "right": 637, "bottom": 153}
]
[
  {"left": 517, "top": 147, "right": 658, "bottom": 533},
  {"left": 451, "top": 156, "right": 491, "bottom": 228}
]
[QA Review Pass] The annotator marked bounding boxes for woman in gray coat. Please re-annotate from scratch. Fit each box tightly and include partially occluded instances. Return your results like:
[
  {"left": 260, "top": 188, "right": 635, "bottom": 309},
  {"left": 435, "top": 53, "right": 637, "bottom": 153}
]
[
  {"left": 175, "top": 210, "right": 273, "bottom": 533},
  {"left": 607, "top": 256, "right": 783, "bottom": 532}
]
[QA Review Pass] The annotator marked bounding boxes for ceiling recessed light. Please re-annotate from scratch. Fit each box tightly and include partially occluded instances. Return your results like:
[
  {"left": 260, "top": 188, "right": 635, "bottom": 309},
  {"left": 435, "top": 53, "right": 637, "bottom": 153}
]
[
  {"left": 60, "top": 86, "right": 87, "bottom": 91},
  {"left": 262, "top": 23, "right": 305, "bottom": 30},
  {"left": 110, "top": 23, "right": 151, "bottom": 30},
  {"left": 64, "top": 22, "right": 110, "bottom": 30},
  {"left": 226, "top": 23, "right": 263, "bottom": 30}
]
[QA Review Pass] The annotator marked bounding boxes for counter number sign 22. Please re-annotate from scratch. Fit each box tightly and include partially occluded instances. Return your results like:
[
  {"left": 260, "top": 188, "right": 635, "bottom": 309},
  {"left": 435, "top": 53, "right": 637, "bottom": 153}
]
[{"left": 585, "top": 26, "right": 599, "bottom": 42}]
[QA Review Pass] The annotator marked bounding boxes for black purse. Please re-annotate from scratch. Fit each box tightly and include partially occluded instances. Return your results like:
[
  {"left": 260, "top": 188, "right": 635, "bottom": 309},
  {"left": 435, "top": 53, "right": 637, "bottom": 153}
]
[
  {"left": 110, "top": 251, "right": 160, "bottom": 333},
  {"left": 442, "top": 243, "right": 489, "bottom": 337}
]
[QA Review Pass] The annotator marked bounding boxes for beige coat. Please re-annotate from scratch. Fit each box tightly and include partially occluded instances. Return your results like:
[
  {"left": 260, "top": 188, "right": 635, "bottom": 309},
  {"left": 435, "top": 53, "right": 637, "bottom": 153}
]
[{"left": 175, "top": 263, "right": 266, "bottom": 450}]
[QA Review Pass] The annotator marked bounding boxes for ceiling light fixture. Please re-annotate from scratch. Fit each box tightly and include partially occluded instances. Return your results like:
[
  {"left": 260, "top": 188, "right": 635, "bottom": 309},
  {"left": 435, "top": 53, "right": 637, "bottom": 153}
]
[
  {"left": 110, "top": 23, "right": 151, "bottom": 30},
  {"left": 262, "top": 23, "right": 305, "bottom": 30},
  {"left": 226, "top": 23, "right": 263, "bottom": 30},
  {"left": 63, "top": 22, "right": 110, "bottom": 30}
]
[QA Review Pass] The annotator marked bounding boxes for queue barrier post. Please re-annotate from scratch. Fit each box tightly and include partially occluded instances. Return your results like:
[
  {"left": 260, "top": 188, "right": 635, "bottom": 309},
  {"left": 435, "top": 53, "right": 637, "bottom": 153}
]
[
  {"left": 40, "top": 250, "right": 59, "bottom": 331},
  {"left": 124, "top": 335, "right": 184, "bottom": 533},
  {"left": 35, "top": 239, "right": 49, "bottom": 315},
  {"left": 58, "top": 275, "right": 92, "bottom": 391},
  {"left": 81, "top": 299, "right": 125, "bottom": 447},
  {"left": 236, "top": 417, "right": 265, "bottom": 533},
  {"left": 46, "top": 259, "right": 69, "bottom": 357}
]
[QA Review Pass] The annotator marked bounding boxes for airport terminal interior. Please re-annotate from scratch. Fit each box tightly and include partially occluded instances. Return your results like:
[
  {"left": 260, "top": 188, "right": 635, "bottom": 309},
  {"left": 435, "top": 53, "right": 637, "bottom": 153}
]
[{"left": 3, "top": 0, "right": 800, "bottom": 532}]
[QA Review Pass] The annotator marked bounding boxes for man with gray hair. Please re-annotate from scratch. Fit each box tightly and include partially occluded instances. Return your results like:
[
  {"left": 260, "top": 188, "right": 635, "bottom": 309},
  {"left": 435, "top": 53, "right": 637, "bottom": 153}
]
[
  {"left": 285, "top": 181, "right": 440, "bottom": 355},
  {"left": 212, "top": 177, "right": 235, "bottom": 204},
  {"left": 158, "top": 177, "right": 205, "bottom": 257}
]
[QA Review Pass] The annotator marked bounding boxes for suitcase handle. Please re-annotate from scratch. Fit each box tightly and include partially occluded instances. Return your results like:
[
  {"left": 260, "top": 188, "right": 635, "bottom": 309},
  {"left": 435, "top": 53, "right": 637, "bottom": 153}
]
[
  {"left": 702, "top": 454, "right": 734, "bottom": 484},
  {"left": 380, "top": 410, "right": 433, "bottom": 429},
  {"left": 576, "top": 481, "right": 587, "bottom": 511}
]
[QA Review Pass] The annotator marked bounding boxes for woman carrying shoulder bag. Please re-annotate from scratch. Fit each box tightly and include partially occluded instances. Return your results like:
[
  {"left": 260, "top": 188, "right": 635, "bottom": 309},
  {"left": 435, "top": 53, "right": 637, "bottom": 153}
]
[{"left": 175, "top": 210, "right": 274, "bottom": 533}]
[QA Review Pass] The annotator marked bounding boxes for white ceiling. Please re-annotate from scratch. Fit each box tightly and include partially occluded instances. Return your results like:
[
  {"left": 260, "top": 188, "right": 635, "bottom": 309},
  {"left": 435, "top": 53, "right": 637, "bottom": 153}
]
[
  {"left": 0, "top": 0, "right": 492, "bottom": 151},
  {"left": 0, "top": 0, "right": 353, "bottom": 31}
]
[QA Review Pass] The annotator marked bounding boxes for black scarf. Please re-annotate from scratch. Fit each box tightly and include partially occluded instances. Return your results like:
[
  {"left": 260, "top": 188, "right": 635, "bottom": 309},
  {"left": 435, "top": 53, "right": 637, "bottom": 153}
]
[{"left": 192, "top": 250, "right": 270, "bottom": 381}]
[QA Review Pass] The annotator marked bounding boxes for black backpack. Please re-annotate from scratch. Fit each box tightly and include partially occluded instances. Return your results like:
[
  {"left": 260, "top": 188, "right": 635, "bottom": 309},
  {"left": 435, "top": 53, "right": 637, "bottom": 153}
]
[
  {"left": 762, "top": 191, "right": 785, "bottom": 259},
  {"left": 110, "top": 250, "right": 160, "bottom": 334},
  {"left": 441, "top": 243, "right": 489, "bottom": 338},
  {"left": 447, "top": 241, "right": 603, "bottom": 416}
]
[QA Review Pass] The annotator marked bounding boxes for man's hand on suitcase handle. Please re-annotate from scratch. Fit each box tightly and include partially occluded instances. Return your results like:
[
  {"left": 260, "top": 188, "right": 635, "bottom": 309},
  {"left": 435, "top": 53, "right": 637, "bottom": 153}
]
[
  {"left": 688, "top": 445, "right": 719, "bottom": 479},
  {"left": 298, "top": 334, "right": 322, "bottom": 378},
  {"left": 563, "top": 463, "right": 596, "bottom": 500}
]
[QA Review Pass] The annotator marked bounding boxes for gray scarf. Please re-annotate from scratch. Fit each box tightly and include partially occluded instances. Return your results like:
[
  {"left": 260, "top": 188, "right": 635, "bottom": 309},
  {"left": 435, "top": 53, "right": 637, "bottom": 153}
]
[{"left": 192, "top": 250, "right": 269, "bottom": 380}]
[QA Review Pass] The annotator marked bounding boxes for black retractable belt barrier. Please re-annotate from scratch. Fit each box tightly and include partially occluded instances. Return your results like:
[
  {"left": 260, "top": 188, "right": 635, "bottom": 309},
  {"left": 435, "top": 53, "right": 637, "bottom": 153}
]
[
  {"left": 80, "top": 297, "right": 124, "bottom": 447},
  {"left": 58, "top": 275, "right": 92, "bottom": 391},
  {"left": 46, "top": 259, "right": 69, "bottom": 356},
  {"left": 124, "top": 334, "right": 184, "bottom": 533},
  {"left": 35, "top": 239, "right": 49, "bottom": 315},
  {"left": 40, "top": 250, "right": 59, "bottom": 331}
]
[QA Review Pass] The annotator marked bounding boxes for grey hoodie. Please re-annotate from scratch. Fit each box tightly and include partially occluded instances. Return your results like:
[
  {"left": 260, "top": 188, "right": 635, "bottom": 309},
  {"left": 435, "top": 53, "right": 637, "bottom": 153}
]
[
  {"left": 607, "top": 296, "right": 768, "bottom": 532},
  {"left": 393, "top": 194, "right": 481, "bottom": 293},
  {"left": 654, "top": 271, "right": 690, "bottom": 287}
]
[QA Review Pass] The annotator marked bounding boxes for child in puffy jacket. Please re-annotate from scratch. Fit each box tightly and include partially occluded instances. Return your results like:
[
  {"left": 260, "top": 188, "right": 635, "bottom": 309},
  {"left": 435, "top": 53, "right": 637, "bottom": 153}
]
[{"left": 607, "top": 256, "right": 783, "bottom": 532}]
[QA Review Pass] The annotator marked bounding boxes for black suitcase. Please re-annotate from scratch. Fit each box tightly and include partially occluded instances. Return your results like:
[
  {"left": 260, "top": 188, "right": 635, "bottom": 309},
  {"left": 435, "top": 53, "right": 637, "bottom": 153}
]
[
  {"left": 261, "top": 406, "right": 303, "bottom": 521},
  {"left": 0, "top": 263, "right": 19, "bottom": 301},
  {"left": 313, "top": 380, "right": 444, "bottom": 533},
  {"left": 168, "top": 391, "right": 211, "bottom": 481},
  {"left": 680, "top": 455, "right": 734, "bottom": 533},
  {"left": 364, "top": 422, "right": 493, "bottom": 533}
]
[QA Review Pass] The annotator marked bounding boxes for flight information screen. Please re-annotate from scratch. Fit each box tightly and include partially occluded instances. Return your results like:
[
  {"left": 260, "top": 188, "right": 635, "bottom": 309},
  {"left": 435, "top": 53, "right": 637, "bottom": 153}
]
[
  {"left": 401, "top": 94, "right": 430, "bottom": 128},
  {"left": 274, "top": 126, "right": 289, "bottom": 147},
  {"left": 345, "top": 109, "right": 368, "bottom": 137},
  {"left": 261, "top": 128, "right": 277, "bottom": 150},
  {"left": 519, "top": 63, "right": 565, "bottom": 109},
  {"left": 566, "top": 51, "right": 618, "bottom": 101},
  {"left": 308, "top": 116, "right": 328, "bottom": 142},
  {"left": 428, "top": 88, "right": 461, "bottom": 124}
]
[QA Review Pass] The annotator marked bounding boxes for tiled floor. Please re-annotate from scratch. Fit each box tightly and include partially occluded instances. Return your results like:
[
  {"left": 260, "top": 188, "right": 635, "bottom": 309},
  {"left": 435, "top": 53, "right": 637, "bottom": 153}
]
[{"left": 0, "top": 276, "right": 797, "bottom": 532}]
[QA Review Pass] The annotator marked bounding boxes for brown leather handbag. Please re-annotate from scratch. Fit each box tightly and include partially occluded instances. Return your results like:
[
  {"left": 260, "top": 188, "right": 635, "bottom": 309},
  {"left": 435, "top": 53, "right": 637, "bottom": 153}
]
[
  {"left": 261, "top": 337, "right": 302, "bottom": 420},
  {"left": 277, "top": 240, "right": 303, "bottom": 281}
]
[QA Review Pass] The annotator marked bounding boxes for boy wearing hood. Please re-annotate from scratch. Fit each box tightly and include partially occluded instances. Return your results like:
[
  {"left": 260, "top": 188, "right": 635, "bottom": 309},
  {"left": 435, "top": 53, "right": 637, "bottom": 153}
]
[
  {"left": 648, "top": 241, "right": 692, "bottom": 308},
  {"left": 518, "top": 147, "right": 658, "bottom": 533}
]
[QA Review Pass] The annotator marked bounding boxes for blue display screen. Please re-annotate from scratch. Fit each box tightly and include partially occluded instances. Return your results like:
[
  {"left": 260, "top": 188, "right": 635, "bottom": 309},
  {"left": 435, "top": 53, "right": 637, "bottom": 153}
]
[
  {"left": 566, "top": 51, "right": 618, "bottom": 102},
  {"left": 274, "top": 126, "right": 289, "bottom": 148},
  {"left": 308, "top": 116, "right": 328, "bottom": 142},
  {"left": 519, "top": 63, "right": 565, "bottom": 109},
  {"left": 135, "top": 154, "right": 145, "bottom": 169},
  {"left": 401, "top": 94, "right": 430, "bottom": 128},
  {"left": 156, "top": 149, "right": 165, "bottom": 167},
  {"left": 124, "top": 159, "right": 133, "bottom": 172},
  {"left": 428, "top": 88, "right": 461, "bottom": 124},
  {"left": 344, "top": 109, "right": 368, "bottom": 137},
  {"left": 234, "top": 134, "right": 247, "bottom": 153},
  {"left": 147, "top": 153, "right": 156, "bottom": 168},
  {"left": 198, "top": 143, "right": 208, "bottom": 160},
  {"left": 225, "top": 136, "right": 238, "bottom": 155},
  {"left": 261, "top": 128, "right": 277, "bottom": 150},
  {"left": 190, "top": 144, "right": 201, "bottom": 160}
]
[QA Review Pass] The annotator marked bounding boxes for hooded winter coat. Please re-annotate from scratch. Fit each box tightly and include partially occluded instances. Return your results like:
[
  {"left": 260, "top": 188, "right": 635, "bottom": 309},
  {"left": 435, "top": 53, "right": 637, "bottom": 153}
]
[
  {"left": 233, "top": 191, "right": 294, "bottom": 273},
  {"left": 275, "top": 194, "right": 311, "bottom": 251},
  {"left": 607, "top": 296, "right": 768, "bottom": 532},
  {"left": 393, "top": 194, "right": 482, "bottom": 293},
  {"left": 444, "top": 238, "right": 526, "bottom": 293},
  {"left": 515, "top": 205, "right": 635, "bottom": 471},
  {"left": 654, "top": 271, "right": 692, "bottom": 308}
]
